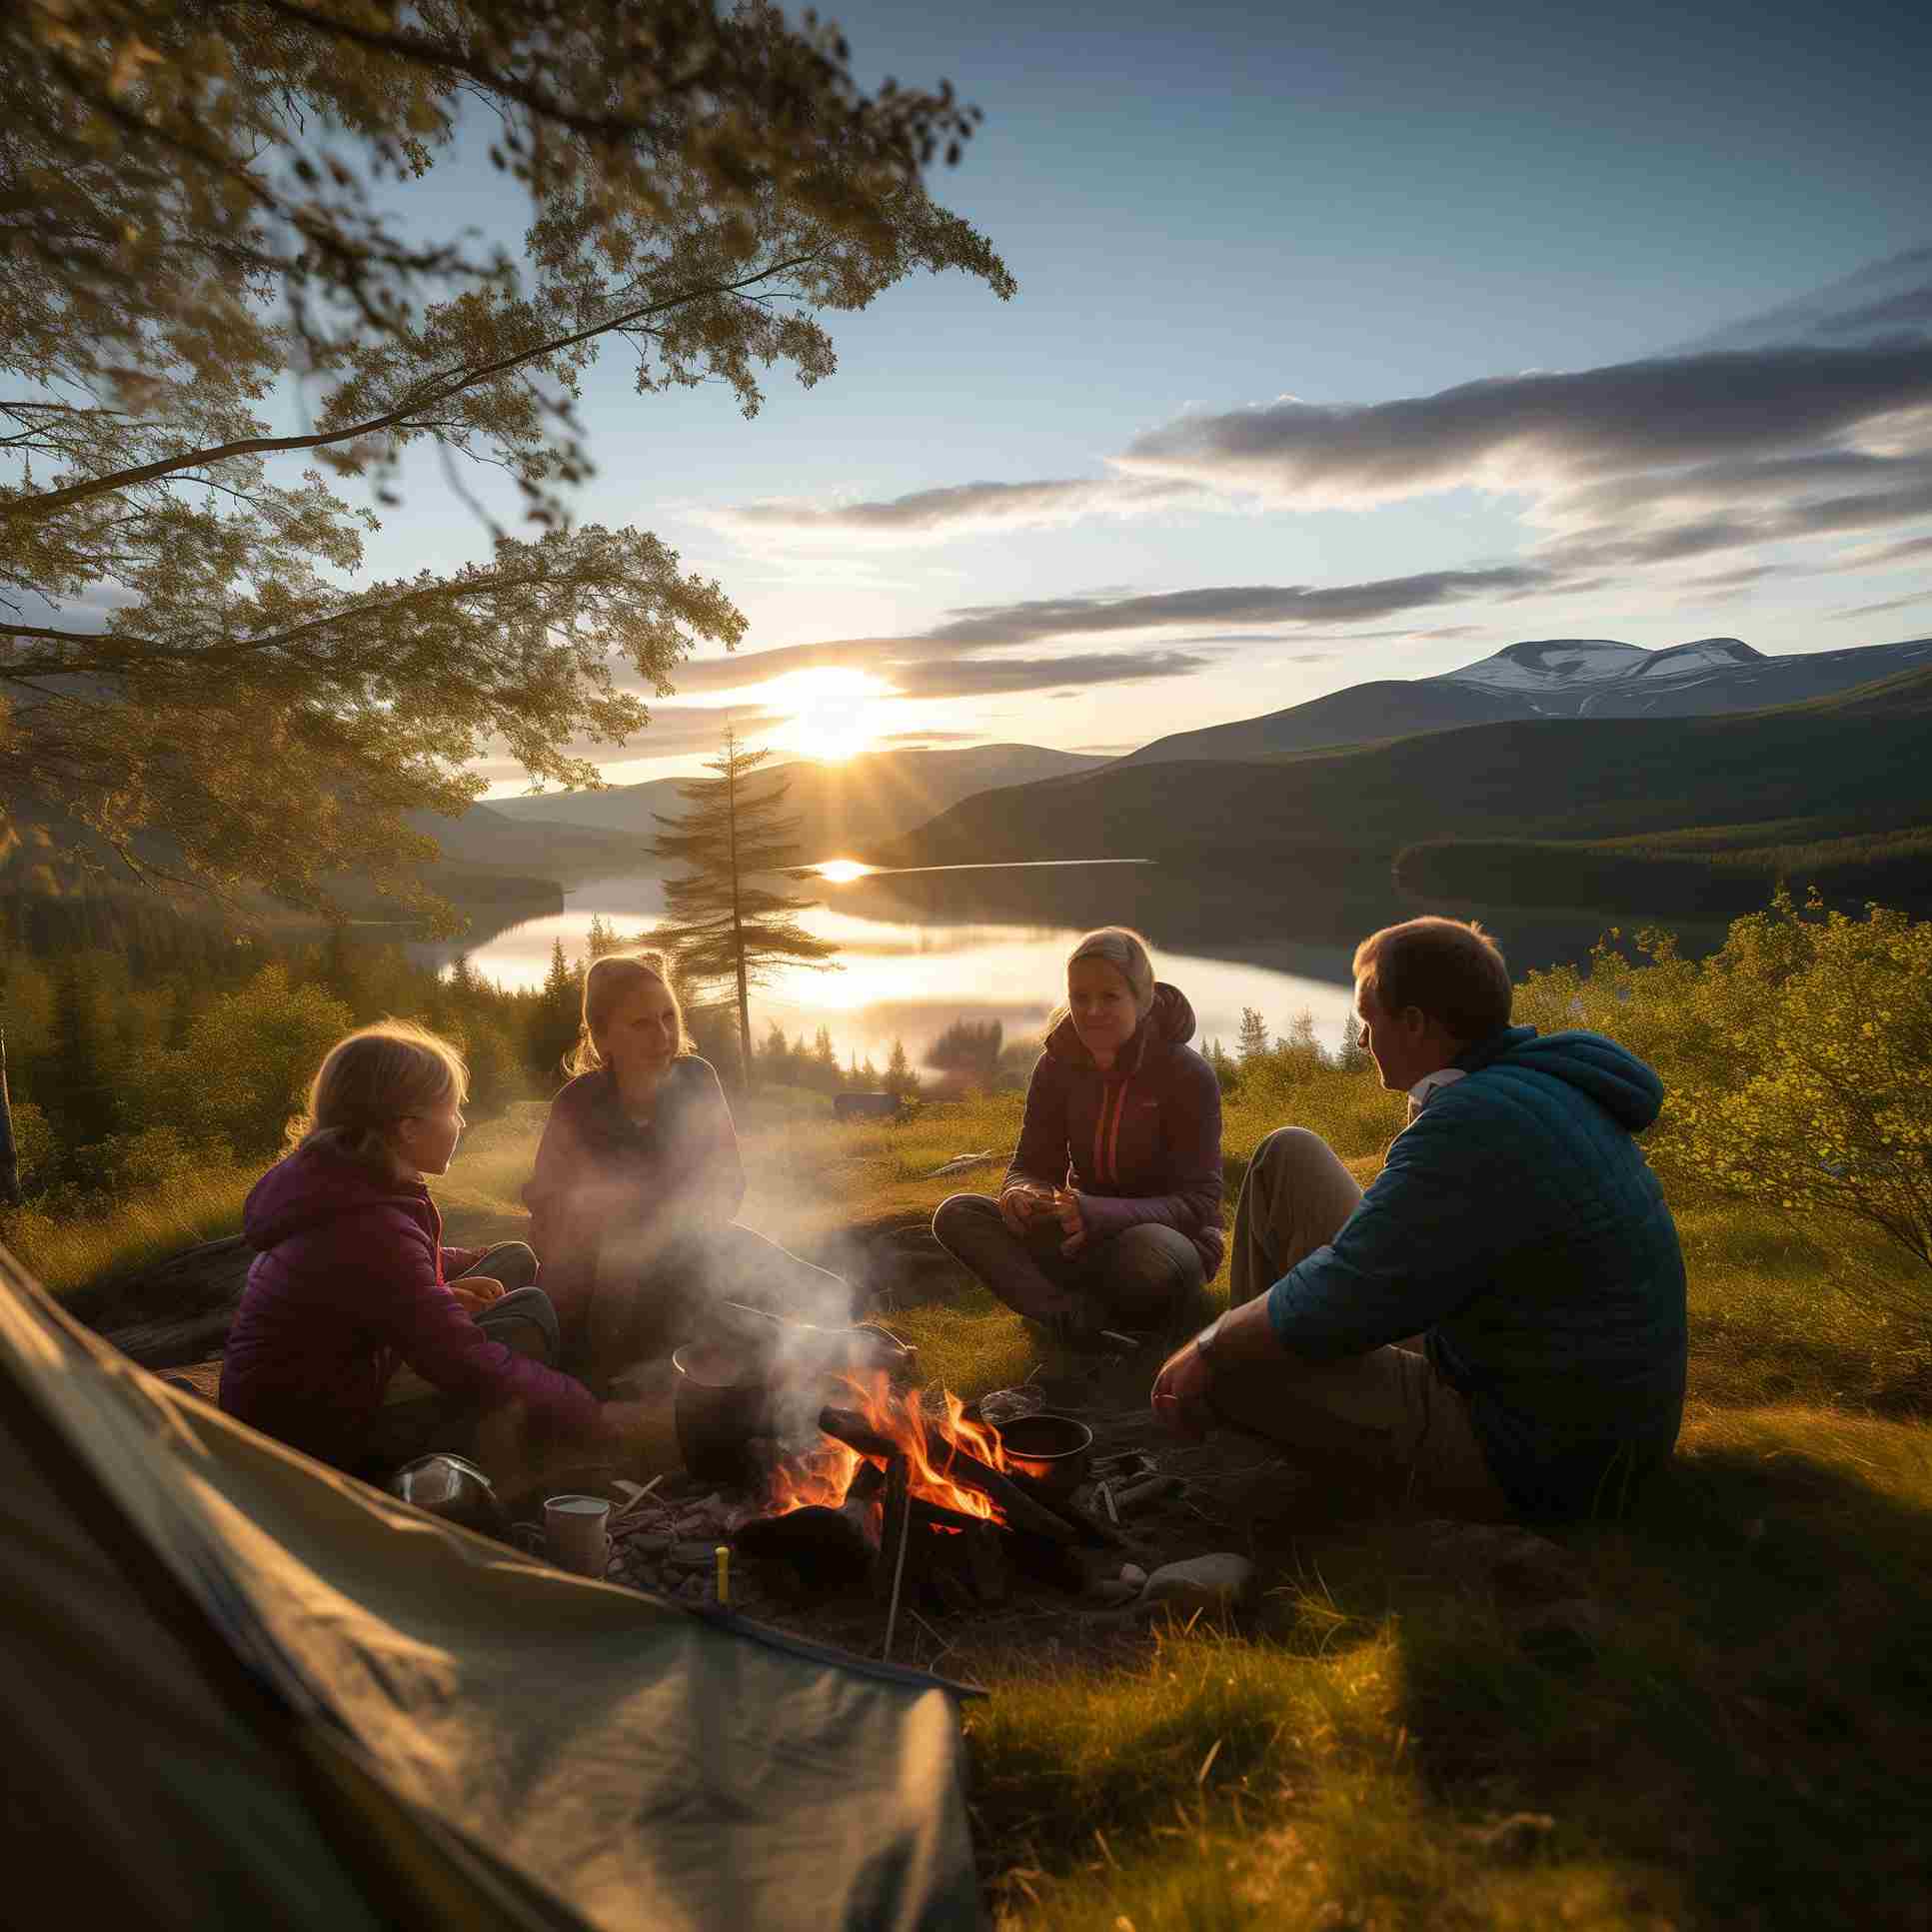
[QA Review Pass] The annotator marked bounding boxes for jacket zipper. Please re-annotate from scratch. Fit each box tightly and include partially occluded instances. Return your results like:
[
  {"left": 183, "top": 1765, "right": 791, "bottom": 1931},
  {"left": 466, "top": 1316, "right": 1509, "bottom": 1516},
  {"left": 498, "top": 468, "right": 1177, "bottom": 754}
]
[{"left": 1105, "top": 1075, "right": 1132, "bottom": 1182}]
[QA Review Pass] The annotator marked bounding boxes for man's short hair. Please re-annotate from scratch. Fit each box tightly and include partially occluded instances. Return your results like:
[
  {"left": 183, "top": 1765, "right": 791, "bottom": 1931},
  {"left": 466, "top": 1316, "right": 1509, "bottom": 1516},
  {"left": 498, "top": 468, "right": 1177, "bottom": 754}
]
[{"left": 1352, "top": 917, "right": 1511, "bottom": 1043}]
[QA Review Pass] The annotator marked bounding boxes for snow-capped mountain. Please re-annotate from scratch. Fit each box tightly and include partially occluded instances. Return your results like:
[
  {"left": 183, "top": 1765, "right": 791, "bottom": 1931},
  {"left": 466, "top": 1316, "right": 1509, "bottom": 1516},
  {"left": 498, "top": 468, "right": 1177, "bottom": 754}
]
[
  {"left": 1109, "top": 634, "right": 1932, "bottom": 767},
  {"left": 1434, "top": 637, "right": 1766, "bottom": 711}
]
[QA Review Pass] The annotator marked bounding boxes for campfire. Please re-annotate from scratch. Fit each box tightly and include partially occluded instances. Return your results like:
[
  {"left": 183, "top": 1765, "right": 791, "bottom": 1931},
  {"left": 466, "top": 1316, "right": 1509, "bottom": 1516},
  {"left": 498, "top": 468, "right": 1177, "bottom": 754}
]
[
  {"left": 729, "top": 1372, "right": 1111, "bottom": 1615},
  {"left": 758, "top": 1373, "right": 1015, "bottom": 1528}
]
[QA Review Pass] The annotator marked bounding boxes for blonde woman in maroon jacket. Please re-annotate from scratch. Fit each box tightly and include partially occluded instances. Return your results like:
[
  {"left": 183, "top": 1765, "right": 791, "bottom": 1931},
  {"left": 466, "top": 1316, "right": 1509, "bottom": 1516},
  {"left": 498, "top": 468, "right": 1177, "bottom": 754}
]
[
  {"left": 525, "top": 953, "right": 852, "bottom": 1378},
  {"left": 933, "top": 928, "right": 1223, "bottom": 1348}
]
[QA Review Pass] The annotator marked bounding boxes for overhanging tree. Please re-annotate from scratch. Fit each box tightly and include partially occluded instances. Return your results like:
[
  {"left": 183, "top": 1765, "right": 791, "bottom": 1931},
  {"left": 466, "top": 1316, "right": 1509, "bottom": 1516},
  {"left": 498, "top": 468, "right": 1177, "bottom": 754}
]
[
  {"left": 1, "top": 0, "right": 1012, "bottom": 923},
  {"left": 650, "top": 723, "right": 836, "bottom": 1078}
]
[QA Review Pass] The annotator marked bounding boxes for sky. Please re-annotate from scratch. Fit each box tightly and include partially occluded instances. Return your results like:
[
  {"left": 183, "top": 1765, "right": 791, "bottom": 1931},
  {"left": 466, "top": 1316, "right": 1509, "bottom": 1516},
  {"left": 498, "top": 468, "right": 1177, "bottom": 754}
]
[{"left": 363, "top": 0, "right": 1932, "bottom": 791}]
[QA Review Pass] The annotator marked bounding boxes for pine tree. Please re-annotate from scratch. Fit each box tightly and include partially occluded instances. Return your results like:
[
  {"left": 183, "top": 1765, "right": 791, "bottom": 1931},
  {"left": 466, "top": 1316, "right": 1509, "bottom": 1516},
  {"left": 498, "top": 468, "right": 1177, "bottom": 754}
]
[
  {"left": 885, "top": 1038, "right": 920, "bottom": 1100},
  {"left": 1237, "top": 1005, "right": 1272, "bottom": 1062},
  {"left": 1279, "top": 1006, "right": 1325, "bottom": 1070},
  {"left": 529, "top": 938, "right": 583, "bottom": 1083},
  {"left": 651, "top": 723, "right": 839, "bottom": 1081},
  {"left": 1334, "top": 1017, "right": 1373, "bottom": 1074},
  {"left": 48, "top": 954, "right": 120, "bottom": 1148}
]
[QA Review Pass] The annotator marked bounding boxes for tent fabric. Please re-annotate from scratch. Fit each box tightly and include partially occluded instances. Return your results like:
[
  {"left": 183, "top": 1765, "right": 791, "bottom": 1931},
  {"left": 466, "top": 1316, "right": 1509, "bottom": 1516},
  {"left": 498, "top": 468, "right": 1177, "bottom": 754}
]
[{"left": 0, "top": 1244, "right": 983, "bottom": 1929}]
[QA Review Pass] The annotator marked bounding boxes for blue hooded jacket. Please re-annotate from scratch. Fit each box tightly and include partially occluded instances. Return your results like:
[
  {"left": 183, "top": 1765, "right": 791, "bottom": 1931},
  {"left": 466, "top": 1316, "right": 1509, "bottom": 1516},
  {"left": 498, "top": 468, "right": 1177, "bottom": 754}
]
[{"left": 1265, "top": 1026, "right": 1688, "bottom": 1518}]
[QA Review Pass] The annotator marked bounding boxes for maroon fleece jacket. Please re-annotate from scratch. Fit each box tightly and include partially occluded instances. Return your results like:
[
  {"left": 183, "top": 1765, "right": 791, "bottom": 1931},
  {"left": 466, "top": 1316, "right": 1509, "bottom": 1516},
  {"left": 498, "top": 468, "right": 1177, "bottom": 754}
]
[
  {"left": 220, "top": 1141, "right": 604, "bottom": 1471},
  {"left": 1005, "top": 982, "right": 1225, "bottom": 1272}
]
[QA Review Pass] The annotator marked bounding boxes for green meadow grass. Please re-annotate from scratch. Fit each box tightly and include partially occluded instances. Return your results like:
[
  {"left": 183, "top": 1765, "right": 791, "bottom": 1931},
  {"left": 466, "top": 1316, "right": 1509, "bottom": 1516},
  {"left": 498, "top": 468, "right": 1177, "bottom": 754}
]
[{"left": 12, "top": 1068, "right": 1932, "bottom": 1926}]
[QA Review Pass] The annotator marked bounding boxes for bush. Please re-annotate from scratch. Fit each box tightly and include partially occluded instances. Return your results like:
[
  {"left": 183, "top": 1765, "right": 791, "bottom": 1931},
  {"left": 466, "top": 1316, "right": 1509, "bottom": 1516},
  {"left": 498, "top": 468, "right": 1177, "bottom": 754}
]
[
  {"left": 1520, "top": 893, "right": 1932, "bottom": 1336},
  {"left": 164, "top": 966, "right": 355, "bottom": 1157},
  {"left": 4, "top": 1098, "right": 57, "bottom": 1196}
]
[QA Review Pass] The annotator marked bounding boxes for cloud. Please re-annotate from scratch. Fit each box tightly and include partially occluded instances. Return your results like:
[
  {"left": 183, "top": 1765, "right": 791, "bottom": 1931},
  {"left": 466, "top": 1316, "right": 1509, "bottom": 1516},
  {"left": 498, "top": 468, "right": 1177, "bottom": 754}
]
[
  {"left": 1679, "top": 565, "right": 1781, "bottom": 591},
  {"left": 468, "top": 702, "right": 786, "bottom": 782},
  {"left": 1116, "top": 345, "right": 1932, "bottom": 511},
  {"left": 1832, "top": 590, "right": 1932, "bottom": 621},
  {"left": 1676, "top": 244, "right": 1932, "bottom": 354},
  {"left": 884, "top": 650, "right": 1211, "bottom": 700},
  {"left": 667, "top": 566, "right": 1547, "bottom": 704},
  {"left": 878, "top": 730, "right": 984, "bottom": 745},
  {"left": 923, "top": 569, "right": 1550, "bottom": 649},
  {"left": 705, "top": 476, "right": 1208, "bottom": 544}
]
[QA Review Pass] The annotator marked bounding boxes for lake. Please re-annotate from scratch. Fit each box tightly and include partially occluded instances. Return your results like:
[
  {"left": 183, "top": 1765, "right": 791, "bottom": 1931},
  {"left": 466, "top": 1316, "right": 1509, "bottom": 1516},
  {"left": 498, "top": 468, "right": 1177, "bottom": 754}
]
[{"left": 427, "top": 859, "right": 1734, "bottom": 1072}]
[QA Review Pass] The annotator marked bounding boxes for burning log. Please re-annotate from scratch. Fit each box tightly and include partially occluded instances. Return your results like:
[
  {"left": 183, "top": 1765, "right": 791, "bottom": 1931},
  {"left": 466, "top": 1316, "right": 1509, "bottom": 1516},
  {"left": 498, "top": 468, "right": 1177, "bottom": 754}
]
[{"left": 819, "top": 1405, "right": 1079, "bottom": 1545}]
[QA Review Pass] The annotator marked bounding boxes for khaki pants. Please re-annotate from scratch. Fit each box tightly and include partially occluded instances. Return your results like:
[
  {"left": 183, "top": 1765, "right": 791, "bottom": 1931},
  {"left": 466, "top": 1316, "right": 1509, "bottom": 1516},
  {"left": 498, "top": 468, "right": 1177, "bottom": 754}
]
[{"left": 1213, "top": 1128, "right": 1509, "bottom": 1519}]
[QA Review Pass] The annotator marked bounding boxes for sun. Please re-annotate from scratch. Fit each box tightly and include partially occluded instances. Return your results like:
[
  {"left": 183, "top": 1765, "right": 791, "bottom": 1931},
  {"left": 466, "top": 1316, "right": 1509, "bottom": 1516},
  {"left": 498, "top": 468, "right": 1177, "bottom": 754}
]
[{"left": 761, "top": 667, "right": 894, "bottom": 763}]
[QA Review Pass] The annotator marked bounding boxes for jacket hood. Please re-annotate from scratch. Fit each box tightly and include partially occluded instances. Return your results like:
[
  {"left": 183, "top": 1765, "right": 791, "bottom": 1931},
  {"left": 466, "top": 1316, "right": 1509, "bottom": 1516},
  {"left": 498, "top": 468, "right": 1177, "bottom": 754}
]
[
  {"left": 1046, "top": 980, "right": 1197, "bottom": 1070},
  {"left": 1466, "top": 1025, "right": 1663, "bottom": 1132},
  {"left": 244, "top": 1141, "right": 429, "bottom": 1251}
]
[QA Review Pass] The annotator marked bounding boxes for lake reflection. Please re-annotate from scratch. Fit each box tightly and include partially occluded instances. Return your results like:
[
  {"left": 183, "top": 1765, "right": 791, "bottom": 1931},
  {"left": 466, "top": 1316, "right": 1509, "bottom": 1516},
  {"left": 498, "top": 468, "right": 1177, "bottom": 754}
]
[{"left": 431, "top": 860, "right": 1734, "bottom": 1071}]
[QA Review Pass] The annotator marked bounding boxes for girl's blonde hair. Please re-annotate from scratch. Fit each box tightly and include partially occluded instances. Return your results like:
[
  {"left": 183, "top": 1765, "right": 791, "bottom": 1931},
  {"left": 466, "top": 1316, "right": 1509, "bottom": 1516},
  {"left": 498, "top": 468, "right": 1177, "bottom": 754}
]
[
  {"left": 565, "top": 951, "right": 690, "bottom": 1078},
  {"left": 1045, "top": 926, "right": 1158, "bottom": 1034},
  {"left": 291, "top": 1019, "right": 468, "bottom": 1167}
]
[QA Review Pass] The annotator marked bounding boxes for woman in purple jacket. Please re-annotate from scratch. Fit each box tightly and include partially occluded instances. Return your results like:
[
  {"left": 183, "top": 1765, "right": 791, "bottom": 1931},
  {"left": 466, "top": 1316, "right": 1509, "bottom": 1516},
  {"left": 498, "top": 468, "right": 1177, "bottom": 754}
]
[
  {"left": 933, "top": 928, "right": 1224, "bottom": 1348},
  {"left": 221, "top": 1021, "right": 634, "bottom": 1477}
]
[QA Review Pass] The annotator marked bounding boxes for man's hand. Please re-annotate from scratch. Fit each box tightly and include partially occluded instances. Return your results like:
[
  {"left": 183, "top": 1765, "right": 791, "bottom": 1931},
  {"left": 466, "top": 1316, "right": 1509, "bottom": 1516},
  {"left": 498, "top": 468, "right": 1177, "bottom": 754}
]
[
  {"left": 448, "top": 1274, "right": 506, "bottom": 1315},
  {"left": 998, "top": 1182, "right": 1052, "bottom": 1236},
  {"left": 1150, "top": 1336, "right": 1214, "bottom": 1441},
  {"left": 1051, "top": 1187, "right": 1088, "bottom": 1257}
]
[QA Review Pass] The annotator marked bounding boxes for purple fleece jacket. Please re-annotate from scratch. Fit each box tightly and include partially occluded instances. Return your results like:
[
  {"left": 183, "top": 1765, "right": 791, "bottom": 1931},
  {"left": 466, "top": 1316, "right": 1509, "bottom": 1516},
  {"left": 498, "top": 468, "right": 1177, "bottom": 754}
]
[
  {"left": 220, "top": 1141, "right": 605, "bottom": 1471},
  {"left": 1005, "top": 982, "right": 1225, "bottom": 1272}
]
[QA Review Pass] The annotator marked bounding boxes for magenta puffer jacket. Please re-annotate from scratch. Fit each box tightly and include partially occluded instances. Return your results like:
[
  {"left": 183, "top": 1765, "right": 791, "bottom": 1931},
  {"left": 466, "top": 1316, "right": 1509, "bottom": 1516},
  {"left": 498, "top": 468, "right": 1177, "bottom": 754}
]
[{"left": 220, "top": 1140, "right": 604, "bottom": 1472}]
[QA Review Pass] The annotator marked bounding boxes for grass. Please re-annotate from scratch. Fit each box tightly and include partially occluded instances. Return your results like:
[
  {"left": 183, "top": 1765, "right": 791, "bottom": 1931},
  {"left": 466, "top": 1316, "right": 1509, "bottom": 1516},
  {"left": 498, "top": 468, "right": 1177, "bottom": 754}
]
[
  {"left": 3, "top": 1161, "right": 258, "bottom": 1303},
  {"left": 11, "top": 1063, "right": 1932, "bottom": 1926}
]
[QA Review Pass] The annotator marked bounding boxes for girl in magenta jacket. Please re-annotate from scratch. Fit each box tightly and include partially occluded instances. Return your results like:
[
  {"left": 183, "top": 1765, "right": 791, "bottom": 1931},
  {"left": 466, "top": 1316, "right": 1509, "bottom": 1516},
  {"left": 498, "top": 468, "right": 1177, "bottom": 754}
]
[
  {"left": 933, "top": 927, "right": 1223, "bottom": 1347},
  {"left": 221, "top": 1020, "right": 626, "bottom": 1476}
]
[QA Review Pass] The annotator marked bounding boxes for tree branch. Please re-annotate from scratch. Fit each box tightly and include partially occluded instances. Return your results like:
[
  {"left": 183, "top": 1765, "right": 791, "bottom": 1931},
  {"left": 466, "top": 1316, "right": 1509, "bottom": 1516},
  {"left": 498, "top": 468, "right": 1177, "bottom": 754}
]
[{"left": 5, "top": 252, "right": 828, "bottom": 523}]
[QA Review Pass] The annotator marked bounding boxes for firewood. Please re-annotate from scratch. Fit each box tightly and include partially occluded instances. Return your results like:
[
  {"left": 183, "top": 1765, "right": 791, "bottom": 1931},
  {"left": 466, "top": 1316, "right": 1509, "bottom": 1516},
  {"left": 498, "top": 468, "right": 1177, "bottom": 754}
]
[
  {"left": 1113, "top": 1473, "right": 1182, "bottom": 1516},
  {"left": 818, "top": 1406, "right": 1080, "bottom": 1545}
]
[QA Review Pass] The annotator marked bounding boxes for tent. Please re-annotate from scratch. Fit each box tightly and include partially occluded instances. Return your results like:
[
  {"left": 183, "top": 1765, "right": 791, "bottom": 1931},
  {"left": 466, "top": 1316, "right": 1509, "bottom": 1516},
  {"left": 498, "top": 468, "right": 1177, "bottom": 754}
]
[{"left": 0, "top": 1243, "right": 982, "bottom": 1928}]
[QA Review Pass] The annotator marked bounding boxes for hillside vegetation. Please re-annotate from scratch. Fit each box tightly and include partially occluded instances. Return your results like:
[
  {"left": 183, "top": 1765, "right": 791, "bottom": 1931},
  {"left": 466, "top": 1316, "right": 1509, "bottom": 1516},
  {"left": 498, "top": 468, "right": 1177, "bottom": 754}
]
[
  {"left": 11, "top": 891, "right": 1932, "bottom": 1928},
  {"left": 881, "top": 665, "right": 1932, "bottom": 917}
]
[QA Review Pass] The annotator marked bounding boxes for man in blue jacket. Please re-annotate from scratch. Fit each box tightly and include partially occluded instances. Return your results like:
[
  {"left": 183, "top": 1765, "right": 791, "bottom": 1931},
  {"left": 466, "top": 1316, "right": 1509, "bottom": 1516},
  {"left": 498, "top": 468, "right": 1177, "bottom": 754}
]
[{"left": 1150, "top": 917, "right": 1687, "bottom": 1520}]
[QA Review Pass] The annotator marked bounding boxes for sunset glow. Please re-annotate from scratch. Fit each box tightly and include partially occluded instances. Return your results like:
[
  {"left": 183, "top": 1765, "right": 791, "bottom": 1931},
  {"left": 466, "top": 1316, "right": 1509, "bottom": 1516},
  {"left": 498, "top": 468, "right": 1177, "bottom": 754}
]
[
  {"left": 761, "top": 668, "right": 896, "bottom": 763},
  {"left": 816, "top": 859, "right": 876, "bottom": 884}
]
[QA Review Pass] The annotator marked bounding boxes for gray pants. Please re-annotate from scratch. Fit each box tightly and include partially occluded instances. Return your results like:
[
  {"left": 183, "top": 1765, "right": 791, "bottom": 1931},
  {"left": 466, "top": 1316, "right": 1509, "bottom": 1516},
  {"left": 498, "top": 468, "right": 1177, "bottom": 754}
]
[
  {"left": 933, "top": 1192, "right": 1206, "bottom": 1330},
  {"left": 368, "top": 1244, "right": 560, "bottom": 1472},
  {"left": 1212, "top": 1128, "right": 1509, "bottom": 1518}
]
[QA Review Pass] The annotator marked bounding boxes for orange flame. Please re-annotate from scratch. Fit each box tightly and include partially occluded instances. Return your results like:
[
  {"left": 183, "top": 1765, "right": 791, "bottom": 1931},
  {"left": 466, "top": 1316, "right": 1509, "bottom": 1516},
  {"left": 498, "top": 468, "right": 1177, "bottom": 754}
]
[{"left": 762, "top": 1370, "right": 1011, "bottom": 1525}]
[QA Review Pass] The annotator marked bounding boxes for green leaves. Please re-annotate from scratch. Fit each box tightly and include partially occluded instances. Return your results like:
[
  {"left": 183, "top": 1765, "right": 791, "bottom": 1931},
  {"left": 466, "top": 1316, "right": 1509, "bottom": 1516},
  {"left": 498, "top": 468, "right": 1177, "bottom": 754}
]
[{"left": 2, "top": 0, "right": 1010, "bottom": 918}]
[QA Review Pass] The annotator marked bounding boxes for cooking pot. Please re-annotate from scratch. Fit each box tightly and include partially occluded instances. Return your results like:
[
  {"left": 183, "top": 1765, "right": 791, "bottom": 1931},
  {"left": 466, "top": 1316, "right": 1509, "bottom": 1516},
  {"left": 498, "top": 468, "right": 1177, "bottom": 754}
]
[
  {"left": 990, "top": 1413, "right": 1093, "bottom": 1498},
  {"left": 672, "top": 1310, "right": 918, "bottom": 1485}
]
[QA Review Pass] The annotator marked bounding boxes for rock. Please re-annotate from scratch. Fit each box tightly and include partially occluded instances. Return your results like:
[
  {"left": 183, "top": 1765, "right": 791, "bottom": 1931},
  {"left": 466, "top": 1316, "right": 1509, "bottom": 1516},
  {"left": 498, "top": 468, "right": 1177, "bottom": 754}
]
[
  {"left": 1087, "top": 1579, "right": 1141, "bottom": 1606},
  {"left": 1118, "top": 1562, "right": 1147, "bottom": 1588},
  {"left": 679, "top": 1574, "right": 710, "bottom": 1601},
  {"left": 1140, "top": 1553, "right": 1253, "bottom": 1617},
  {"left": 669, "top": 1540, "right": 718, "bottom": 1568},
  {"left": 620, "top": 1532, "right": 672, "bottom": 1556}
]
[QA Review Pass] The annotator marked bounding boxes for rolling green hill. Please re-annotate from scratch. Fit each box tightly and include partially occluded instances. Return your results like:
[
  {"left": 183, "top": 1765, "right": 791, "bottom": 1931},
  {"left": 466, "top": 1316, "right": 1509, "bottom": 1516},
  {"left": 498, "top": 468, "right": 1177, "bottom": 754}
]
[{"left": 879, "top": 666, "right": 1932, "bottom": 910}]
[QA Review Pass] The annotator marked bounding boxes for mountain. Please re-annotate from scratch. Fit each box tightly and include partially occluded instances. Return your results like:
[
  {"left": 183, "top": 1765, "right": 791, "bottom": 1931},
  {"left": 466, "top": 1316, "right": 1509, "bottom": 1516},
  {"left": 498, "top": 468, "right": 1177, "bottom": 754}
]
[
  {"left": 402, "top": 803, "right": 643, "bottom": 881},
  {"left": 877, "top": 664, "right": 1932, "bottom": 886},
  {"left": 485, "top": 743, "right": 1107, "bottom": 860},
  {"left": 1111, "top": 634, "right": 1932, "bottom": 768}
]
